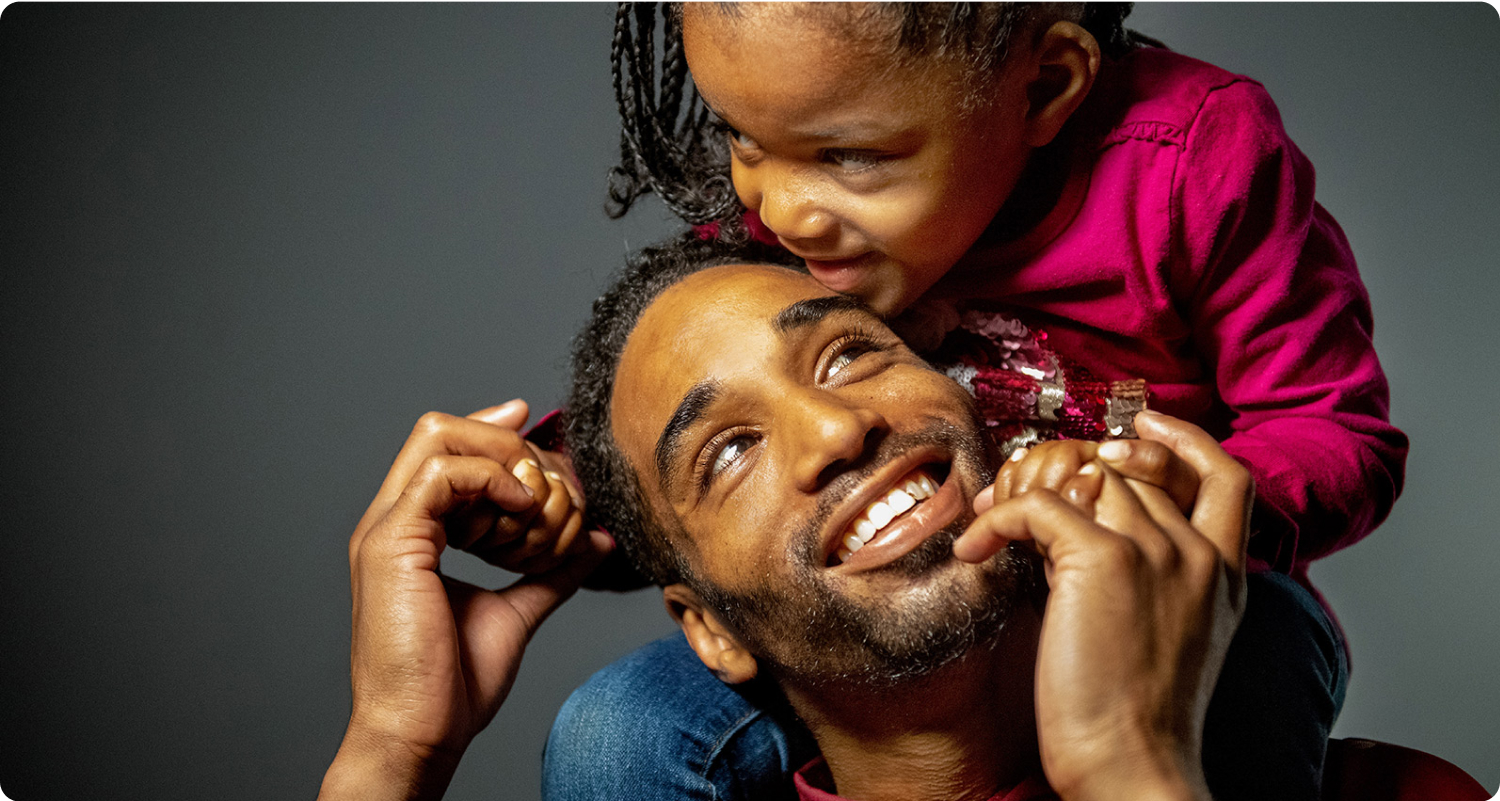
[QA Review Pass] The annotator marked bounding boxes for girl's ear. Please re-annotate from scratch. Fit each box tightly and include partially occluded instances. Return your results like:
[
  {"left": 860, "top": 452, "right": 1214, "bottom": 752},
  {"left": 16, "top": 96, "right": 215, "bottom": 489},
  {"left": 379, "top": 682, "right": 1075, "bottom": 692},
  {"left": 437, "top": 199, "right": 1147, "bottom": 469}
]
[
  {"left": 1022, "top": 21, "right": 1102, "bottom": 148},
  {"left": 663, "top": 583, "right": 760, "bottom": 684}
]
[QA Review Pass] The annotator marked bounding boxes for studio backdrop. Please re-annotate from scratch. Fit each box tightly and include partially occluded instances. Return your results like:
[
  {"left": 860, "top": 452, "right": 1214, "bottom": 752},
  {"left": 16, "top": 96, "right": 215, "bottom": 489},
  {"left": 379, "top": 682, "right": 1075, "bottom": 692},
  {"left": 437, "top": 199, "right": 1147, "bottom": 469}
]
[{"left": 1, "top": 4, "right": 1496, "bottom": 799}]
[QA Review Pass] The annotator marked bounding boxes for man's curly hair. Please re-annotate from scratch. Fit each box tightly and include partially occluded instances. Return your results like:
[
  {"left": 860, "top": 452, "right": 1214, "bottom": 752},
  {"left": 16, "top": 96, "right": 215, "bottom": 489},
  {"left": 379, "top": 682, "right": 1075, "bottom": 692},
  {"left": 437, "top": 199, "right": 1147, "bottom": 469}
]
[{"left": 564, "top": 231, "right": 800, "bottom": 588}]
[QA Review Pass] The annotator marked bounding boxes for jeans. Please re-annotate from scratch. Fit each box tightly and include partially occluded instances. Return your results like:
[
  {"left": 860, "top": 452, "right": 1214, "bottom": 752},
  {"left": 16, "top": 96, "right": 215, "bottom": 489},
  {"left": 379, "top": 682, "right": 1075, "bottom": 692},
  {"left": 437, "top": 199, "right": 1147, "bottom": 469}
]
[{"left": 542, "top": 572, "right": 1348, "bottom": 801}]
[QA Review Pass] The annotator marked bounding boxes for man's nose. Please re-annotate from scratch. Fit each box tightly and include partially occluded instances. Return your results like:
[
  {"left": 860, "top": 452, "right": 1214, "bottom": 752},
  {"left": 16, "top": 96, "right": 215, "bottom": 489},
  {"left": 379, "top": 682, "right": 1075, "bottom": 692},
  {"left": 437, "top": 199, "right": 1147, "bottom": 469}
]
[
  {"left": 785, "top": 392, "right": 889, "bottom": 494},
  {"left": 736, "top": 163, "right": 836, "bottom": 245}
]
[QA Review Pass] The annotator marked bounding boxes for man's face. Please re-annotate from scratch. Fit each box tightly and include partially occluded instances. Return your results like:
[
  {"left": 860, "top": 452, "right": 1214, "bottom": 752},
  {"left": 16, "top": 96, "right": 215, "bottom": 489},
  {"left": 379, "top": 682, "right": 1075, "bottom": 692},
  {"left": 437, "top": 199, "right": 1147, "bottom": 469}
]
[{"left": 611, "top": 264, "right": 1035, "bottom": 686}]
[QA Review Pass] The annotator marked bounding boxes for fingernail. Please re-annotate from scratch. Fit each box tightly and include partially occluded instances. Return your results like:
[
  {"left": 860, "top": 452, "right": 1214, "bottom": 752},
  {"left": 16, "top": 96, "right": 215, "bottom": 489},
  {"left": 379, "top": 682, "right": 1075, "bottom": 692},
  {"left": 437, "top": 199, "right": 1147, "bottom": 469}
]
[
  {"left": 512, "top": 459, "right": 543, "bottom": 493},
  {"left": 1078, "top": 462, "right": 1101, "bottom": 476},
  {"left": 545, "top": 470, "right": 563, "bottom": 481},
  {"left": 973, "top": 485, "right": 995, "bottom": 512},
  {"left": 1097, "top": 440, "right": 1130, "bottom": 461},
  {"left": 1008, "top": 447, "right": 1028, "bottom": 462}
]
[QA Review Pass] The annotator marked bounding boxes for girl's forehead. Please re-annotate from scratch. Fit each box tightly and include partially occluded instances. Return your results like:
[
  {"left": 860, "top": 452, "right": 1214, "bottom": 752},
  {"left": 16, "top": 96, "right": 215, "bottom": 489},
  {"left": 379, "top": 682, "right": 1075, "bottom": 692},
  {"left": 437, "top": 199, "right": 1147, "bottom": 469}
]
[
  {"left": 682, "top": 3, "right": 897, "bottom": 57},
  {"left": 680, "top": 4, "right": 999, "bottom": 113},
  {"left": 682, "top": 7, "right": 971, "bottom": 124}
]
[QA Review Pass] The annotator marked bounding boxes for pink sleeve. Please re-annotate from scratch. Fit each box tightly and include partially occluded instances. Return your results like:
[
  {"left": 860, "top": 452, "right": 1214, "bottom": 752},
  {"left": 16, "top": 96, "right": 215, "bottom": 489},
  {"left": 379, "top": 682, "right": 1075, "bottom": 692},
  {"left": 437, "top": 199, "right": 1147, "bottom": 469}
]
[{"left": 1173, "top": 80, "right": 1408, "bottom": 569}]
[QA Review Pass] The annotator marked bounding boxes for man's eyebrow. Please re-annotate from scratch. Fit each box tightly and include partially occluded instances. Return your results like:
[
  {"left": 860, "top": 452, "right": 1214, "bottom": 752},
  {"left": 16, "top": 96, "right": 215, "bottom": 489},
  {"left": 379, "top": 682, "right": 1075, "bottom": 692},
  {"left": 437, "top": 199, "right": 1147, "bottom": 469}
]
[
  {"left": 654, "top": 380, "right": 721, "bottom": 491},
  {"left": 774, "top": 295, "right": 873, "bottom": 334}
]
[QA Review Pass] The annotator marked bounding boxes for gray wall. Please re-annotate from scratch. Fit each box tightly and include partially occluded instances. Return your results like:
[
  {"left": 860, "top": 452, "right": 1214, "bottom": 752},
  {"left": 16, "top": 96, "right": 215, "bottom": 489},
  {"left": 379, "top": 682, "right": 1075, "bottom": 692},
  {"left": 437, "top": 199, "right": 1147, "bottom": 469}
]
[{"left": 0, "top": 4, "right": 1494, "bottom": 798}]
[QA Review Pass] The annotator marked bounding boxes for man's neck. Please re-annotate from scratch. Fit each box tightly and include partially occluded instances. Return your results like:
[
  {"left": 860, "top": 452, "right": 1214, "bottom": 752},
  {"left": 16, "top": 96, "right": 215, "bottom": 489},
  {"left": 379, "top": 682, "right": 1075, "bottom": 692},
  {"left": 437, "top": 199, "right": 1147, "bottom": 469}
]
[{"left": 783, "top": 605, "right": 1043, "bottom": 801}]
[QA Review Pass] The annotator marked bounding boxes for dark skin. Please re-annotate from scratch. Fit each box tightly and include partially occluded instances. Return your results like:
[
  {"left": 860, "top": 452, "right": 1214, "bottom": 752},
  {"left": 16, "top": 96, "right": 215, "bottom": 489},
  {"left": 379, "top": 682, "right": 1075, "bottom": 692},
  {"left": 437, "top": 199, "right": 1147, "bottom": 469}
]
[
  {"left": 681, "top": 4, "right": 1102, "bottom": 316},
  {"left": 952, "top": 422, "right": 1249, "bottom": 801},
  {"left": 318, "top": 267, "right": 1243, "bottom": 801},
  {"left": 616, "top": 265, "right": 1247, "bottom": 801},
  {"left": 319, "top": 401, "right": 609, "bottom": 801},
  {"left": 987, "top": 438, "right": 1203, "bottom": 519}
]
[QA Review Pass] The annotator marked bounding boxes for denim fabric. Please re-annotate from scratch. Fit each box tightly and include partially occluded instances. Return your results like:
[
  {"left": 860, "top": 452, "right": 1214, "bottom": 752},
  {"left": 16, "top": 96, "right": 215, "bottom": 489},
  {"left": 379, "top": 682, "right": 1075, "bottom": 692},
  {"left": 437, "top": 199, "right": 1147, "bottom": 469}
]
[
  {"left": 543, "top": 573, "right": 1347, "bottom": 800},
  {"left": 1203, "top": 571, "right": 1349, "bottom": 801},
  {"left": 542, "top": 633, "right": 817, "bottom": 801}
]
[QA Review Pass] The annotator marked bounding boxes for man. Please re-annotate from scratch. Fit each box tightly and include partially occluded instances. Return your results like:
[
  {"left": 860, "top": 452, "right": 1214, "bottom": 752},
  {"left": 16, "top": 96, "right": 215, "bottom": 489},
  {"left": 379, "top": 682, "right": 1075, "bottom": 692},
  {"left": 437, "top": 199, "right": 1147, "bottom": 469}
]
[{"left": 319, "top": 236, "right": 1249, "bottom": 801}]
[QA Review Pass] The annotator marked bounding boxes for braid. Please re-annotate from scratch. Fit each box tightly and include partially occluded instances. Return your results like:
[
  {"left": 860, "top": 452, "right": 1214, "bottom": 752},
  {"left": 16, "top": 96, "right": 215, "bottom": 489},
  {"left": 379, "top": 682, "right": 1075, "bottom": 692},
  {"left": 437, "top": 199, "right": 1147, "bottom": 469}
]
[
  {"left": 658, "top": 11, "right": 687, "bottom": 128},
  {"left": 605, "top": 3, "right": 1162, "bottom": 230},
  {"left": 606, "top": 2, "right": 739, "bottom": 227}
]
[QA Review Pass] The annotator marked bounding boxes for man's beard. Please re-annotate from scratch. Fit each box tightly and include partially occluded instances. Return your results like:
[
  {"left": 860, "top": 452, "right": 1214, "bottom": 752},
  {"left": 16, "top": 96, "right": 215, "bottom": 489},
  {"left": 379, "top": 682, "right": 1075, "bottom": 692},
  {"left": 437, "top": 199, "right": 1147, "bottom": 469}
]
[{"left": 686, "top": 418, "right": 1043, "bottom": 690}]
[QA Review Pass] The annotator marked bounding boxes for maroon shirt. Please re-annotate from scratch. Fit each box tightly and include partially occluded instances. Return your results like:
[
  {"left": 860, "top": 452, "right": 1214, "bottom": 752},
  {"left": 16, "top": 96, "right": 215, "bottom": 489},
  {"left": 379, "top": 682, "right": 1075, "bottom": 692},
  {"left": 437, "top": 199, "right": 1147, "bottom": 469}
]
[{"left": 793, "top": 759, "right": 1057, "bottom": 801}]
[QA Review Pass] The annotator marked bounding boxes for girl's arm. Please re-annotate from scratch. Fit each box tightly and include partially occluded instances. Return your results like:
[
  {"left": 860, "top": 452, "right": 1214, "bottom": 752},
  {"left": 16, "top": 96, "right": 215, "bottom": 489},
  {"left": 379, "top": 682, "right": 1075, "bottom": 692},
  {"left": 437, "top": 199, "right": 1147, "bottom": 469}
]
[{"left": 1174, "top": 77, "right": 1408, "bottom": 569}]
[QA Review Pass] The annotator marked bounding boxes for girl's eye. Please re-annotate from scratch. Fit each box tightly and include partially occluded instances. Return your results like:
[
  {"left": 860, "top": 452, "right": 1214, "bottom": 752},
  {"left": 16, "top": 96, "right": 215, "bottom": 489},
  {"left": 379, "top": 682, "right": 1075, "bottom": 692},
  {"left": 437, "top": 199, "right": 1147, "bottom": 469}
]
[
  {"left": 726, "top": 126, "right": 758, "bottom": 149},
  {"left": 825, "top": 149, "right": 882, "bottom": 171},
  {"left": 709, "top": 434, "right": 755, "bottom": 477}
]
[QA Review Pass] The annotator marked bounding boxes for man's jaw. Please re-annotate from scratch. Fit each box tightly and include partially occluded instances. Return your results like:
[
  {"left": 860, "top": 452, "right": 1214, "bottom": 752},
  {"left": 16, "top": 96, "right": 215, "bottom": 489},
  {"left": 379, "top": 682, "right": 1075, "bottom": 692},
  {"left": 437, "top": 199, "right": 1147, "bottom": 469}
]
[{"left": 818, "top": 445, "right": 967, "bottom": 573}]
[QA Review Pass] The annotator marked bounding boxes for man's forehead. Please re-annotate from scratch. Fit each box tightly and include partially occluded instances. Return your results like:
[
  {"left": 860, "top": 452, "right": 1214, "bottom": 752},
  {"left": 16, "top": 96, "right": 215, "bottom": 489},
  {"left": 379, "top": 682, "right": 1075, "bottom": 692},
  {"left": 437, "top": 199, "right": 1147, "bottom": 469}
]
[
  {"left": 622, "top": 262, "right": 838, "bottom": 372},
  {"left": 667, "top": 262, "right": 833, "bottom": 323},
  {"left": 609, "top": 263, "right": 854, "bottom": 475}
]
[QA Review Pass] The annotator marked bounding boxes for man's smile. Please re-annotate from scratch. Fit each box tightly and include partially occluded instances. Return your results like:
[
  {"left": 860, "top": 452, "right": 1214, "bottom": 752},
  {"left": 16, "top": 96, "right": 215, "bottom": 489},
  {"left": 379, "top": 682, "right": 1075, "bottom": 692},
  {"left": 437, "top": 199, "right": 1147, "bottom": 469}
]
[{"left": 818, "top": 443, "right": 964, "bottom": 573}]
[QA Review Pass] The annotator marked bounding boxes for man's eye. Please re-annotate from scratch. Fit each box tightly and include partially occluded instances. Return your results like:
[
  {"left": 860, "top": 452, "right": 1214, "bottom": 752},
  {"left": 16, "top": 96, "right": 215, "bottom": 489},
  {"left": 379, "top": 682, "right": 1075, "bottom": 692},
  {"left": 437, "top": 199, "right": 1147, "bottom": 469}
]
[
  {"left": 827, "top": 347, "right": 868, "bottom": 378},
  {"left": 709, "top": 434, "right": 755, "bottom": 477},
  {"left": 826, "top": 335, "right": 882, "bottom": 380}
]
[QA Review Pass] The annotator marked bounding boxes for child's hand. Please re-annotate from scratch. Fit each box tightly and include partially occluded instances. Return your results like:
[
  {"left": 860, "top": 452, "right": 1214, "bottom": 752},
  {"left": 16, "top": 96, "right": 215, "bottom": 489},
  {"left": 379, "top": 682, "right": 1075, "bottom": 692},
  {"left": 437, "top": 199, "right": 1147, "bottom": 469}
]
[
  {"left": 986, "top": 440, "right": 1101, "bottom": 509},
  {"left": 460, "top": 402, "right": 587, "bottom": 575},
  {"left": 364, "top": 400, "right": 588, "bottom": 577},
  {"left": 974, "top": 419, "right": 1202, "bottom": 519}
]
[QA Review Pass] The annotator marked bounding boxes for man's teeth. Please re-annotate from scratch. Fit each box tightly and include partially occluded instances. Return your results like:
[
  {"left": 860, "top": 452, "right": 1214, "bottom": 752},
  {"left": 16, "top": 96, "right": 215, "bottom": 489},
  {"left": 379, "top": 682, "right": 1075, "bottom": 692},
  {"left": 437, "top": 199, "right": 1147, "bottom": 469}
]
[{"left": 836, "top": 471, "right": 938, "bottom": 563}]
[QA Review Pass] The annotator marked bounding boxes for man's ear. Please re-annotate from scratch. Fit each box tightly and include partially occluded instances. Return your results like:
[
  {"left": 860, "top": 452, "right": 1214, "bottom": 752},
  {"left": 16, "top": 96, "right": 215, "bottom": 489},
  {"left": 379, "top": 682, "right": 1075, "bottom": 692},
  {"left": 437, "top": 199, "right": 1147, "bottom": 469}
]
[
  {"left": 1021, "top": 20, "right": 1101, "bottom": 148},
  {"left": 663, "top": 583, "right": 759, "bottom": 684}
]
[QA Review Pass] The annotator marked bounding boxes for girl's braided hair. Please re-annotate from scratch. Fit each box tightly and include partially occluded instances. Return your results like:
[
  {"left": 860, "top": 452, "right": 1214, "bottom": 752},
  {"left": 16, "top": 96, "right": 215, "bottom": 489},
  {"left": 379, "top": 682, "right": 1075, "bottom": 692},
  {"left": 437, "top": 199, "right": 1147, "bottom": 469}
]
[{"left": 607, "top": 3, "right": 1156, "bottom": 234}]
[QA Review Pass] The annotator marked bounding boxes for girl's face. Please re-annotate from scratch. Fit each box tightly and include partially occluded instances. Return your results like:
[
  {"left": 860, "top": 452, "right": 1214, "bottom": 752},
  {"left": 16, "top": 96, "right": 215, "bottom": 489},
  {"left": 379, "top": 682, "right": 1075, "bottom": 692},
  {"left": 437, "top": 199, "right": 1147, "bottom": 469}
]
[{"left": 683, "top": 6, "right": 1036, "bottom": 316}]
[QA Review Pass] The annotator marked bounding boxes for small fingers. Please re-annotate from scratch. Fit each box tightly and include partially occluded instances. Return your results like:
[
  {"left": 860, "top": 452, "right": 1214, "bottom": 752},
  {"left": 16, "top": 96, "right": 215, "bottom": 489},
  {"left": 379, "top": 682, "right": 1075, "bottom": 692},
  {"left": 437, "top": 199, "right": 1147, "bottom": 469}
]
[
  {"left": 1058, "top": 461, "right": 1105, "bottom": 516},
  {"left": 479, "top": 458, "right": 550, "bottom": 546},
  {"left": 992, "top": 447, "right": 1029, "bottom": 500},
  {"left": 505, "top": 470, "right": 585, "bottom": 565},
  {"left": 472, "top": 466, "right": 588, "bottom": 573},
  {"left": 995, "top": 442, "right": 1099, "bottom": 501},
  {"left": 972, "top": 483, "right": 996, "bottom": 515}
]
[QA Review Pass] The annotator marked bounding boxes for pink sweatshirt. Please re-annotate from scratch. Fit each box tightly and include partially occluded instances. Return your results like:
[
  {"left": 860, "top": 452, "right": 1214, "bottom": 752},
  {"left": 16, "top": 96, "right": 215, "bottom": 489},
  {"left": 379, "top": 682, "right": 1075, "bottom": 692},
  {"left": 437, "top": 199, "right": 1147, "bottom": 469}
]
[{"left": 932, "top": 47, "right": 1407, "bottom": 574}]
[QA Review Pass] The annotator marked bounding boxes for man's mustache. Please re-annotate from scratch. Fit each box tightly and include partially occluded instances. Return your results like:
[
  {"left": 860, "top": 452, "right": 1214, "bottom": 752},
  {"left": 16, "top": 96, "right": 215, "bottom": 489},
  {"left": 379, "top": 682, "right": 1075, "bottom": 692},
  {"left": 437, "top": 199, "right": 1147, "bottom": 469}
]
[{"left": 781, "top": 417, "right": 993, "bottom": 570}]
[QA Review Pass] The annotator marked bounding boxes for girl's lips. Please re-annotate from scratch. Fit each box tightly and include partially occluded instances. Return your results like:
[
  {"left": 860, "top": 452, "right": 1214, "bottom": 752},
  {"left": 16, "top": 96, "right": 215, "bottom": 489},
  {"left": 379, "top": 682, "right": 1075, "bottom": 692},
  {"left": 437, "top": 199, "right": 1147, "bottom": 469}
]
[{"left": 803, "top": 254, "right": 875, "bottom": 293}]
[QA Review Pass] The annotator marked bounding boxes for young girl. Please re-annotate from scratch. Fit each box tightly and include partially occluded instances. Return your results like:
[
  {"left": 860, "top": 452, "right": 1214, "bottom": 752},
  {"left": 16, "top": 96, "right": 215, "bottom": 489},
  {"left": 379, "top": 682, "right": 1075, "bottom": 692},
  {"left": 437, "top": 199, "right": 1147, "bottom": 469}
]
[{"left": 546, "top": 4, "right": 1406, "bottom": 800}]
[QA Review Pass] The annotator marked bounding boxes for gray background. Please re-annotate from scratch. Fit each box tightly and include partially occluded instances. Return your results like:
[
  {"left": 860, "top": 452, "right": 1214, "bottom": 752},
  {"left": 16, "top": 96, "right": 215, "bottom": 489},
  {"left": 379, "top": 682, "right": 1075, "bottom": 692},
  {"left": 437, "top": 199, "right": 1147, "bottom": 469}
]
[{"left": 1, "top": 3, "right": 1495, "bottom": 799}]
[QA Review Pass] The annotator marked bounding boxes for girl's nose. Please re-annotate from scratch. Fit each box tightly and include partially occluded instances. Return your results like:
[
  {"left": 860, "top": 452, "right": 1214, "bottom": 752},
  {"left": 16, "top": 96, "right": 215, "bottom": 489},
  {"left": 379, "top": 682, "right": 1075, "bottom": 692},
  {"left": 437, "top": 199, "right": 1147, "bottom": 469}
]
[
  {"left": 786, "top": 392, "right": 889, "bottom": 494},
  {"left": 738, "top": 164, "right": 836, "bottom": 245}
]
